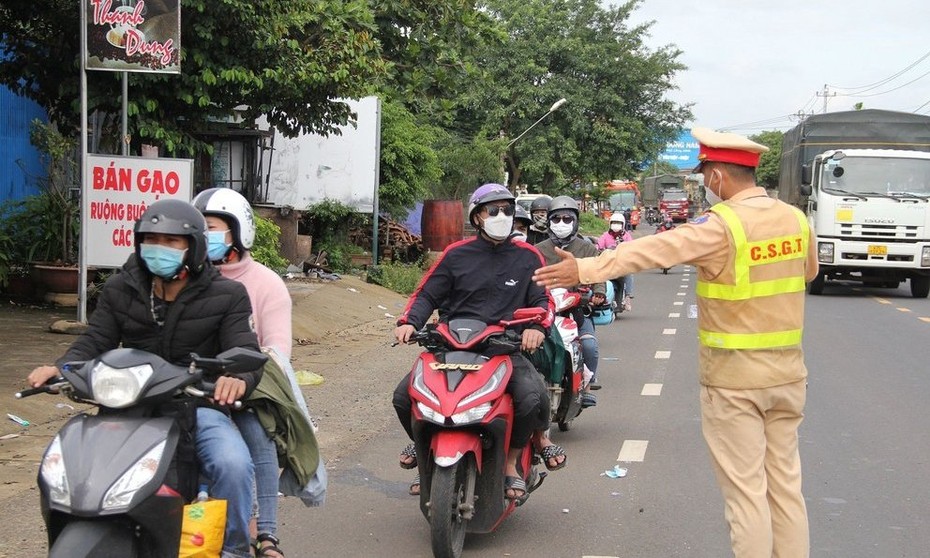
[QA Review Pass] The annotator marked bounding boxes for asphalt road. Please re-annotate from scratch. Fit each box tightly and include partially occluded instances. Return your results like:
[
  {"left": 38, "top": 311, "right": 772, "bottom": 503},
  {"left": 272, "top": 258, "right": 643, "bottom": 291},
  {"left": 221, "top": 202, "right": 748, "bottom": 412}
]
[{"left": 279, "top": 270, "right": 930, "bottom": 558}]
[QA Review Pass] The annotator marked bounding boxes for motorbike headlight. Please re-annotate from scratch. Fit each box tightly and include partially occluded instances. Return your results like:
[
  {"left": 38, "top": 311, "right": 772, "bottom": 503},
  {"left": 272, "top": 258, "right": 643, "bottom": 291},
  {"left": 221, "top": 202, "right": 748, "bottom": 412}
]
[
  {"left": 818, "top": 242, "right": 834, "bottom": 264},
  {"left": 450, "top": 402, "right": 492, "bottom": 425},
  {"left": 40, "top": 435, "right": 70, "bottom": 507},
  {"left": 457, "top": 362, "right": 508, "bottom": 409},
  {"left": 91, "top": 362, "right": 153, "bottom": 408},
  {"left": 416, "top": 401, "right": 446, "bottom": 425},
  {"left": 411, "top": 358, "right": 440, "bottom": 406},
  {"left": 103, "top": 440, "right": 167, "bottom": 510}
]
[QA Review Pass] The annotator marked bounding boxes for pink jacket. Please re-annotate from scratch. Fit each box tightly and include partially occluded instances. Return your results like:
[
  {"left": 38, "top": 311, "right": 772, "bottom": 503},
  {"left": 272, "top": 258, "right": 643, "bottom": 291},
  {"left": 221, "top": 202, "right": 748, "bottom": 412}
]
[{"left": 596, "top": 229, "right": 633, "bottom": 250}]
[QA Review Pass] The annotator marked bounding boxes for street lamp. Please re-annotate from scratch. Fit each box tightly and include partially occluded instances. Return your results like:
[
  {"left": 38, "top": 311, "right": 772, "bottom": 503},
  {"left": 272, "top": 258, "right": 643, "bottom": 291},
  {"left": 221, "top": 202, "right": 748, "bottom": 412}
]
[{"left": 506, "top": 98, "right": 568, "bottom": 148}]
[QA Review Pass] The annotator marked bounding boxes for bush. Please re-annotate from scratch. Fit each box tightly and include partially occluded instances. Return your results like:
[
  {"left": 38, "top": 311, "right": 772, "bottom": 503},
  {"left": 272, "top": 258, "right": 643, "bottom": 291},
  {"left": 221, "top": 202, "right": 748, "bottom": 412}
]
[
  {"left": 367, "top": 260, "right": 427, "bottom": 295},
  {"left": 579, "top": 212, "right": 607, "bottom": 237},
  {"left": 251, "top": 215, "right": 289, "bottom": 271}
]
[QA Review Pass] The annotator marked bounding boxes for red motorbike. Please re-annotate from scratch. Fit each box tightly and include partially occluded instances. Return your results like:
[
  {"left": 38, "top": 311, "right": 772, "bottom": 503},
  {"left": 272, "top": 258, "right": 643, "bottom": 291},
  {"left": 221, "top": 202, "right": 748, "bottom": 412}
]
[{"left": 403, "top": 308, "right": 548, "bottom": 558}]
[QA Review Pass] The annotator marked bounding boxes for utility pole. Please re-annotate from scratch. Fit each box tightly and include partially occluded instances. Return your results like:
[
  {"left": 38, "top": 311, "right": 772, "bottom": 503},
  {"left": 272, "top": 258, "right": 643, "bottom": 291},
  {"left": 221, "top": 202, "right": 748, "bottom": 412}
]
[{"left": 816, "top": 84, "right": 836, "bottom": 114}]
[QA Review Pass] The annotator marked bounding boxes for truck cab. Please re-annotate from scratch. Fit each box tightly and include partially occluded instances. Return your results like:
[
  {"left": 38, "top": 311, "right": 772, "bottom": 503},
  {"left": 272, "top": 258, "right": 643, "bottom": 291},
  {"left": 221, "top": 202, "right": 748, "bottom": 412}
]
[
  {"left": 659, "top": 188, "right": 690, "bottom": 222},
  {"left": 803, "top": 148, "right": 930, "bottom": 297}
]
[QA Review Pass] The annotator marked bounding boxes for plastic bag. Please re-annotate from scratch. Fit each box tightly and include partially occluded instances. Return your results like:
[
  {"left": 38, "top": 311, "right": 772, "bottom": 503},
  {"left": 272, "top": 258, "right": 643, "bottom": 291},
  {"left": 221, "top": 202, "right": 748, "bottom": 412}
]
[{"left": 178, "top": 499, "right": 226, "bottom": 558}]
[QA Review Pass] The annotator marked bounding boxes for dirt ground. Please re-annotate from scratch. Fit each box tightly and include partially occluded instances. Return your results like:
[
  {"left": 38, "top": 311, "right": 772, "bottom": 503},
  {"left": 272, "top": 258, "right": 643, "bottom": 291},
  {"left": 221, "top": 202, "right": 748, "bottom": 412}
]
[{"left": 0, "top": 274, "right": 420, "bottom": 556}]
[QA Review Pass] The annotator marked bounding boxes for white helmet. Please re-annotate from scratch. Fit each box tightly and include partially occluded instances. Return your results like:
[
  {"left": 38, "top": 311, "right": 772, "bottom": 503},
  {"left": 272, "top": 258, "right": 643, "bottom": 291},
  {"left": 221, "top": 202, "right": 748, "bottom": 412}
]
[
  {"left": 192, "top": 188, "right": 256, "bottom": 251},
  {"left": 609, "top": 212, "right": 626, "bottom": 226}
]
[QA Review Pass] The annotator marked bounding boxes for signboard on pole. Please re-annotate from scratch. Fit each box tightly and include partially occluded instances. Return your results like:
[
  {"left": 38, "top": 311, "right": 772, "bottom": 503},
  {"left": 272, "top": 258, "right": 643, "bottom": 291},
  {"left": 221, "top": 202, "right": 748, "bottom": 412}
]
[
  {"left": 657, "top": 131, "right": 701, "bottom": 170},
  {"left": 84, "top": 0, "right": 180, "bottom": 73},
  {"left": 83, "top": 155, "right": 193, "bottom": 268}
]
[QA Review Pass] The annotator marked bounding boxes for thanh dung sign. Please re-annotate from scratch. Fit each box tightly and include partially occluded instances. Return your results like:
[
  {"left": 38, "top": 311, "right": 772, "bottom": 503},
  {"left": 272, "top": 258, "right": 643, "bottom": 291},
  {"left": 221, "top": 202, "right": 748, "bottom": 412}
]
[
  {"left": 84, "top": 155, "right": 193, "bottom": 268},
  {"left": 84, "top": 0, "right": 180, "bottom": 73}
]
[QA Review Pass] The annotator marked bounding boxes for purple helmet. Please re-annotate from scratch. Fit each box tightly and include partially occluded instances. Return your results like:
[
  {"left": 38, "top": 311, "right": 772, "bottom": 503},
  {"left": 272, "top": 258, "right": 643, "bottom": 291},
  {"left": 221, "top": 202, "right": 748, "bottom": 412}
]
[{"left": 467, "top": 183, "right": 515, "bottom": 224}]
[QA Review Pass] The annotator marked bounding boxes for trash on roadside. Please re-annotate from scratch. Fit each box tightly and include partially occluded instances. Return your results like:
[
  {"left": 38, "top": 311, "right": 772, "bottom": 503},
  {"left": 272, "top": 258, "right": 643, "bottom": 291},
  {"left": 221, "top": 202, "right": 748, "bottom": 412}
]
[
  {"left": 55, "top": 403, "right": 75, "bottom": 411},
  {"left": 347, "top": 287, "right": 359, "bottom": 293},
  {"left": 384, "top": 313, "right": 395, "bottom": 318},
  {"left": 377, "top": 305, "right": 387, "bottom": 310},
  {"left": 0, "top": 433, "right": 20, "bottom": 440},
  {"left": 561, "top": 508, "right": 570, "bottom": 513},
  {"left": 602, "top": 357, "right": 619, "bottom": 361},
  {"left": 7, "top": 414, "right": 30, "bottom": 427},
  {"left": 602, "top": 465, "right": 628, "bottom": 479},
  {"left": 295, "top": 370, "right": 325, "bottom": 386}
]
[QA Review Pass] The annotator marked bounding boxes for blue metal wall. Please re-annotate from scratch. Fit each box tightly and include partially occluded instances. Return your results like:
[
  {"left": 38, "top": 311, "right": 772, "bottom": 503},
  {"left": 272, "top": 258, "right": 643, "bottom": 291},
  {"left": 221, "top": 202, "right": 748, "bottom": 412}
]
[{"left": 0, "top": 87, "right": 47, "bottom": 205}]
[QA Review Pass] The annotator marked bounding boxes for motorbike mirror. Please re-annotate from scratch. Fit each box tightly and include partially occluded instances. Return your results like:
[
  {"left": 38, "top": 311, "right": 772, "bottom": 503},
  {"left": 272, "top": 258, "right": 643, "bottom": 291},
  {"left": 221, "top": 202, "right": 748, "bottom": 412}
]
[{"left": 194, "top": 348, "right": 268, "bottom": 374}]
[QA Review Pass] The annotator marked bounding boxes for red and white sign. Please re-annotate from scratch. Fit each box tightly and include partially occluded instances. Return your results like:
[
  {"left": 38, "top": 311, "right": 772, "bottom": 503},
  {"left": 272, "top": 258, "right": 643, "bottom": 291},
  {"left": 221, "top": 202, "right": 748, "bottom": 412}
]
[{"left": 83, "top": 155, "right": 193, "bottom": 267}]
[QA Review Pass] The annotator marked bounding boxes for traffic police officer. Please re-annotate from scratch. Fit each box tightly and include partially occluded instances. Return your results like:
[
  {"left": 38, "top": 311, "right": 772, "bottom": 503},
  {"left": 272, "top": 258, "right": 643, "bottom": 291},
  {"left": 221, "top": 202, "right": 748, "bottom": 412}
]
[{"left": 533, "top": 128, "right": 818, "bottom": 558}]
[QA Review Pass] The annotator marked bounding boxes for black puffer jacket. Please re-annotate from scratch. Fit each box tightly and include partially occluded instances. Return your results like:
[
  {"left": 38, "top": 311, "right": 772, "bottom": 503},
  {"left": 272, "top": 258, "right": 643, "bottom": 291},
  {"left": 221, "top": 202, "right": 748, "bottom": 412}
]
[{"left": 57, "top": 255, "right": 262, "bottom": 397}]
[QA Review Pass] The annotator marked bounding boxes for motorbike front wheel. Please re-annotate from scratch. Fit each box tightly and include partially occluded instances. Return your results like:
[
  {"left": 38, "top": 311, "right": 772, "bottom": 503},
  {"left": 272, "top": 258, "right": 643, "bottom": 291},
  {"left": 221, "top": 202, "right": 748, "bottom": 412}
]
[{"left": 430, "top": 457, "right": 476, "bottom": 558}]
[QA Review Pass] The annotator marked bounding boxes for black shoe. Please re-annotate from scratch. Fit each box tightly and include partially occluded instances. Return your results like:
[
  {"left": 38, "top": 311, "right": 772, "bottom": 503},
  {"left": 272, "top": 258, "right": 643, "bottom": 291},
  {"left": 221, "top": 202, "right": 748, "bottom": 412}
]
[{"left": 588, "top": 382, "right": 602, "bottom": 391}]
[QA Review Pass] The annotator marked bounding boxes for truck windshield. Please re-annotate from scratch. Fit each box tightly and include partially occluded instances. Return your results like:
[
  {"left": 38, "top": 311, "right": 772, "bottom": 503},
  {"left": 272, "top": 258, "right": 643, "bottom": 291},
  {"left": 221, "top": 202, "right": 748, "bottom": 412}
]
[
  {"left": 609, "top": 192, "right": 637, "bottom": 210},
  {"left": 823, "top": 157, "right": 930, "bottom": 197},
  {"left": 661, "top": 191, "right": 688, "bottom": 201}
]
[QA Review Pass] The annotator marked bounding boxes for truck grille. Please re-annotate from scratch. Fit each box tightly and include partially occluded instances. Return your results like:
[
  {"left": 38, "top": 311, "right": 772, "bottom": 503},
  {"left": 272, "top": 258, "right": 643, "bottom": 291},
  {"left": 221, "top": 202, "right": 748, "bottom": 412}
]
[{"left": 838, "top": 223, "right": 919, "bottom": 241}]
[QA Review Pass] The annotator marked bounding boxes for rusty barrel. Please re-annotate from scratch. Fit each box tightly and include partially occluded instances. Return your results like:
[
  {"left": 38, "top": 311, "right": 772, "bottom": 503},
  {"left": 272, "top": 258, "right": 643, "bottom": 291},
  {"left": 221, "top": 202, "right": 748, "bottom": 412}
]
[{"left": 421, "top": 200, "right": 464, "bottom": 252}]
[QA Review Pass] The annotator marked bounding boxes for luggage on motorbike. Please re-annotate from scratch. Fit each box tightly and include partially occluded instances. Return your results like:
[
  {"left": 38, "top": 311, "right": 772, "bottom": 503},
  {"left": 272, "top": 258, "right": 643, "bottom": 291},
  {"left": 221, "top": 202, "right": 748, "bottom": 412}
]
[
  {"left": 591, "top": 280, "right": 615, "bottom": 326},
  {"left": 178, "top": 494, "right": 226, "bottom": 558},
  {"left": 528, "top": 325, "right": 567, "bottom": 384}
]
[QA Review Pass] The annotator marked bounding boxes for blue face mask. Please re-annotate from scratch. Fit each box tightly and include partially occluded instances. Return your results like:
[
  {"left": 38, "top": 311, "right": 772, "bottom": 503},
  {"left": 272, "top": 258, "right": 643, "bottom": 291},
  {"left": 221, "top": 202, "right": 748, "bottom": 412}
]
[
  {"left": 206, "top": 230, "right": 232, "bottom": 262},
  {"left": 139, "top": 244, "right": 187, "bottom": 279}
]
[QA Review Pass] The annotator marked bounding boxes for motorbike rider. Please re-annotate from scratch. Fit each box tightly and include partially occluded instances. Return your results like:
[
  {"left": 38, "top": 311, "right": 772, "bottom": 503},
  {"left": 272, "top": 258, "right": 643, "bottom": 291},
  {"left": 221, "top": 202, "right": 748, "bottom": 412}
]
[
  {"left": 596, "top": 212, "right": 635, "bottom": 312},
  {"left": 525, "top": 195, "right": 552, "bottom": 245},
  {"left": 393, "top": 183, "right": 566, "bottom": 501},
  {"left": 27, "top": 199, "right": 262, "bottom": 558},
  {"left": 534, "top": 196, "right": 607, "bottom": 405},
  {"left": 194, "top": 187, "right": 321, "bottom": 558},
  {"left": 512, "top": 204, "right": 533, "bottom": 242}
]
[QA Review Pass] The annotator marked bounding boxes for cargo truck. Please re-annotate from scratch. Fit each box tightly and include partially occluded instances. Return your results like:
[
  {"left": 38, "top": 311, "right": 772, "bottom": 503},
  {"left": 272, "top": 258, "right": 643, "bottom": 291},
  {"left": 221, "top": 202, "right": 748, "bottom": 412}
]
[
  {"left": 778, "top": 109, "right": 930, "bottom": 297},
  {"left": 641, "top": 174, "right": 684, "bottom": 209}
]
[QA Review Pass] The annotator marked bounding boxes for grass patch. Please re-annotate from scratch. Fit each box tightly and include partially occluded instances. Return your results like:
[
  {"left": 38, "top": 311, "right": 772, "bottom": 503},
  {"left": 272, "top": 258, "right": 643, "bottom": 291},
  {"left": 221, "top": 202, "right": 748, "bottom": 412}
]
[
  {"left": 579, "top": 212, "right": 607, "bottom": 237},
  {"left": 367, "top": 260, "right": 427, "bottom": 295}
]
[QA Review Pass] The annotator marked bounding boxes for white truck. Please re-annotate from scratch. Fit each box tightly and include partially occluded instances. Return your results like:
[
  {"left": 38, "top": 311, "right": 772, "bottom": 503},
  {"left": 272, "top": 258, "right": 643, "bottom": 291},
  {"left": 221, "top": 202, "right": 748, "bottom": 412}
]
[{"left": 779, "top": 109, "right": 930, "bottom": 297}]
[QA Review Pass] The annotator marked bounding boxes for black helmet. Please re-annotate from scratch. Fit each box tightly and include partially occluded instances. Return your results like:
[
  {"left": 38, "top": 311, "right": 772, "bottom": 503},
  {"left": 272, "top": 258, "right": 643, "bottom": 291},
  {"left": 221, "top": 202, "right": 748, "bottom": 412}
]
[
  {"left": 467, "top": 183, "right": 515, "bottom": 226},
  {"left": 513, "top": 204, "right": 532, "bottom": 227},
  {"left": 134, "top": 199, "right": 208, "bottom": 277},
  {"left": 529, "top": 195, "right": 552, "bottom": 212},
  {"left": 547, "top": 195, "right": 580, "bottom": 217}
]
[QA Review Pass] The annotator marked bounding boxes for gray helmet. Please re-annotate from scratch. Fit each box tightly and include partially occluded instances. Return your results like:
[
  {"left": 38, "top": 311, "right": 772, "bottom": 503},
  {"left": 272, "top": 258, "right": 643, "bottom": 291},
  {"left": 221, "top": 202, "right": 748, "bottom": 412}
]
[
  {"left": 134, "top": 199, "right": 208, "bottom": 277},
  {"left": 513, "top": 204, "right": 532, "bottom": 227},
  {"left": 547, "top": 195, "right": 580, "bottom": 218},
  {"left": 529, "top": 195, "right": 552, "bottom": 229},
  {"left": 467, "top": 183, "right": 515, "bottom": 225}
]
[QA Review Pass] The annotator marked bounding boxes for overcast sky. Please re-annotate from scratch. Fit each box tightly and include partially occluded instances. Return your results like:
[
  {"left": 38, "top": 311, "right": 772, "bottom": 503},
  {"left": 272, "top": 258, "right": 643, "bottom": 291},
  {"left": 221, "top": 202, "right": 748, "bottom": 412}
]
[{"left": 623, "top": 1, "right": 930, "bottom": 133}]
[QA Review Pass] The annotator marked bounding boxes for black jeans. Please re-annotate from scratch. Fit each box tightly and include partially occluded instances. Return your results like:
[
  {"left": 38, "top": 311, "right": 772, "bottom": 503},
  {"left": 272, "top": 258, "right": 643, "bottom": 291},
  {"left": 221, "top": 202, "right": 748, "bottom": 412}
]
[{"left": 392, "top": 353, "right": 550, "bottom": 449}]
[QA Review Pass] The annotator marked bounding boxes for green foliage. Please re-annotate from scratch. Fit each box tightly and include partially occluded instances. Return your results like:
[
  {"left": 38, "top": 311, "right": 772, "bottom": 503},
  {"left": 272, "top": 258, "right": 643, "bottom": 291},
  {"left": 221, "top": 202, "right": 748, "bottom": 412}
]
[
  {"left": 0, "top": 0, "right": 387, "bottom": 155},
  {"left": 750, "top": 130, "right": 784, "bottom": 190},
  {"left": 251, "top": 215, "right": 290, "bottom": 271},
  {"left": 366, "top": 260, "right": 427, "bottom": 295},
  {"left": 317, "top": 241, "right": 364, "bottom": 273},
  {"left": 379, "top": 101, "right": 442, "bottom": 217},
  {"left": 304, "top": 199, "right": 364, "bottom": 247},
  {"left": 431, "top": 133, "right": 504, "bottom": 201},
  {"left": 579, "top": 211, "right": 607, "bottom": 237}
]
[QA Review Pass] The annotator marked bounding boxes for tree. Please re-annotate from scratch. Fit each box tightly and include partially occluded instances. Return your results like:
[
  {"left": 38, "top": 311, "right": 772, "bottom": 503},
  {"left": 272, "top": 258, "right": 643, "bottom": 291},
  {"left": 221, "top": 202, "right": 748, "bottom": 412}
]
[
  {"left": 378, "top": 101, "right": 442, "bottom": 218},
  {"left": 750, "top": 130, "right": 783, "bottom": 190},
  {"left": 448, "top": 0, "right": 691, "bottom": 191},
  {"left": 0, "top": 0, "right": 387, "bottom": 155}
]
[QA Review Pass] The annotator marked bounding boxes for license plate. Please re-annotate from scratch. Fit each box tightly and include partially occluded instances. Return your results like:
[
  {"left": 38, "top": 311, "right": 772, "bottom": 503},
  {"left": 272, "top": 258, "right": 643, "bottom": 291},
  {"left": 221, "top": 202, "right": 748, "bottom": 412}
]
[{"left": 867, "top": 245, "right": 887, "bottom": 256}]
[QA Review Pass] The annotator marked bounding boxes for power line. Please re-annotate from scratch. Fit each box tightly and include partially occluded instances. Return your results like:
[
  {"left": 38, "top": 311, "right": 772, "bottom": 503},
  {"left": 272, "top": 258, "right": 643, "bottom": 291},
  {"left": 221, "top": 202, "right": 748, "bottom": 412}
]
[
  {"left": 915, "top": 98, "right": 930, "bottom": 113},
  {"left": 828, "top": 49, "right": 930, "bottom": 93},
  {"left": 844, "top": 67, "right": 930, "bottom": 98}
]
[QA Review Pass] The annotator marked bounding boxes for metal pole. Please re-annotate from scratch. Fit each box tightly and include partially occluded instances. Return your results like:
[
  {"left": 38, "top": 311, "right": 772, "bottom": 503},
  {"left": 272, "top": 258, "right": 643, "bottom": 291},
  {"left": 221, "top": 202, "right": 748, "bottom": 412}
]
[
  {"left": 371, "top": 97, "right": 382, "bottom": 264},
  {"left": 78, "top": 1, "right": 89, "bottom": 323},
  {"left": 122, "top": 72, "right": 129, "bottom": 155}
]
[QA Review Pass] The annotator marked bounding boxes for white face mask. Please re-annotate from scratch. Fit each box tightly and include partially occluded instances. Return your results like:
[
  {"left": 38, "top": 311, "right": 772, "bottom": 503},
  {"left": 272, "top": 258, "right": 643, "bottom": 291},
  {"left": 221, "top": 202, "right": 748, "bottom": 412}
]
[
  {"left": 610, "top": 223, "right": 624, "bottom": 232},
  {"left": 705, "top": 170, "right": 724, "bottom": 206},
  {"left": 549, "top": 221, "right": 574, "bottom": 239},
  {"left": 482, "top": 214, "right": 513, "bottom": 241}
]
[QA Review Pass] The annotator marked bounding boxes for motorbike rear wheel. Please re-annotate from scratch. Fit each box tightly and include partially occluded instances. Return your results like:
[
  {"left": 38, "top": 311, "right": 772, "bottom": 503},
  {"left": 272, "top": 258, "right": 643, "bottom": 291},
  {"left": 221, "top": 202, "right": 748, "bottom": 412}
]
[{"left": 429, "top": 456, "right": 476, "bottom": 558}]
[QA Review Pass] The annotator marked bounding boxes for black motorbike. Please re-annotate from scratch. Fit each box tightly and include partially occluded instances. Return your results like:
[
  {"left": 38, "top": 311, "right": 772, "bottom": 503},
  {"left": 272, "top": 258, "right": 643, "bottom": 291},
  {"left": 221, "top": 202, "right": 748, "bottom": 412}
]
[{"left": 16, "top": 347, "right": 266, "bottom": 558}]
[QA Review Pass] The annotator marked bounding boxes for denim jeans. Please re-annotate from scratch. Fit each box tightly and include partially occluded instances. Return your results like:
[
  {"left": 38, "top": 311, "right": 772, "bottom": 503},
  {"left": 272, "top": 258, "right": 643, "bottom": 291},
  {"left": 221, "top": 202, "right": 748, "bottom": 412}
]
[
  {"left": 623, "top": 275, "right": 634, "bottom": 297},
  {"left": 233, "top": 409, "right": 279, "bottom": 536},
  {"left": 578, "top": 316, "right": 600, "bottom": 380},
  {"left": 195, "top": 407, "right": 254, "bottom": 558}
]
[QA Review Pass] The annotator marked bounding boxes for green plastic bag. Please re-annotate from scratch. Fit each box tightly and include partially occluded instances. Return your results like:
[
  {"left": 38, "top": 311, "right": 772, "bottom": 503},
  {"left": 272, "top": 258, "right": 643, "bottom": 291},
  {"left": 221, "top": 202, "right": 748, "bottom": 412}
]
[{"left": 527, "top": 326, "right": 567, "bottom": 384}]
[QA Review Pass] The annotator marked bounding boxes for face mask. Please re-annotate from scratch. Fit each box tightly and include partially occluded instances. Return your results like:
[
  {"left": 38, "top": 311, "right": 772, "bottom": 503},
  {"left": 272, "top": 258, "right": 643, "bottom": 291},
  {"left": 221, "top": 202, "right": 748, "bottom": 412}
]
[
  {"left": 140, "top": 244, "right": 187, "bottom": 279},
  {"left": 549, "top": 221, "right": 574, "bottom": 239},
  {"left": 512, "top": 232, "right": 528, "bottom": 243},
  {"left": 482, "top": 214, "right": 513, "bottom": 241},
  {"left": 610, "top": 223, "right": 624, "bottom": 232},
  {"left": 705, "top": 170, "right": 724, "bottom": 206},
  {"left": 207, "top": 230, "right": 232, "bottom": 262},
  {"left": 532, "top": 214, "right": 548, "bottom": 229}
]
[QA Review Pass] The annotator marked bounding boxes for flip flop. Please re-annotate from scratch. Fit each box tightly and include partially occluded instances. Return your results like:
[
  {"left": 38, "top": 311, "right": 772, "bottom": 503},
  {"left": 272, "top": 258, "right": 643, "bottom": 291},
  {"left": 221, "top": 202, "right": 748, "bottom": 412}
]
[
  {"left": 539, "top": 444, "right": 567, "bottom": 471},
  {"left": 504, "top": 475, "right": 529, "bottom": 505},
  {"left": 409, "top": 473, "right": 420, "bottom": 496},
  {"left": 399, "top": 443, "right": 418, "bottom": 469}
]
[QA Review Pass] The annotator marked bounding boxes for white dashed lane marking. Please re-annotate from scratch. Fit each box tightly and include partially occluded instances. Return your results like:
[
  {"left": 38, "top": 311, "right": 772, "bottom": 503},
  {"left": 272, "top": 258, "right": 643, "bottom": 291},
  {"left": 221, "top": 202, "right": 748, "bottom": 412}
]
[
  {"left": 618, "top": 440, "right": 649, "bottom": 462},
  {"left": 673, "top": 301, "right": 684, "bottom": 306},
  {"left": 663, "top": 328, "right": 676, "bottom": 335},
  {"left": 655, "top": 351, "right": 671, "bottom": 359},
  {"left": 668, "top": 313, "right": 681, "bottom": 318},
  {"left": 642, "top": 383, "right": 663, "bottom": 396}
]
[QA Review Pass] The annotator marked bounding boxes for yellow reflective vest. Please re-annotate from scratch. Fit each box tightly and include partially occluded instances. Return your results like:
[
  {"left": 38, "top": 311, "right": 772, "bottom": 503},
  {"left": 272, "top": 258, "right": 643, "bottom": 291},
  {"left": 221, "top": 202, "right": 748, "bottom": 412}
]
[{"left": 696, "top": 202, "right": 810, "bottom": 351}]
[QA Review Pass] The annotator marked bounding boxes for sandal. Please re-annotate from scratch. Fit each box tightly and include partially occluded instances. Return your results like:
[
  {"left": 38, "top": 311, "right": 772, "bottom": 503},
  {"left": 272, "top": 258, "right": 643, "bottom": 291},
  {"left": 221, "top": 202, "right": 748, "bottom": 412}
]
[
  {"left": 254, "top": 532, "right": 285, "bottom": 557},
  {"left": 538, "top": 444, "right": 567, "bottom": 471},
  {"left": 399, "top": 443, "right": 418, "bottom": 469},
  {"left": 409, "top": 473, "right": 420, "bottom": 496},
  {"left": 504, "top": 475, "right": 529, "bottom": 506}
]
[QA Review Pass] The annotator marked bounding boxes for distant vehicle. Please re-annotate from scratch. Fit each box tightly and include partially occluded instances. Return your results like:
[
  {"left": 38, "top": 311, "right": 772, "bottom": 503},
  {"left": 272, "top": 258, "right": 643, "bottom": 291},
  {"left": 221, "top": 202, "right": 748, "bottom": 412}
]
[
  {"left": 642, "top": 174, "right": 684, "bottom": 209},
  {"left": 604, "top": 180, "right": 640, "bottom": 229},
  {"left": 659, "top": 188, "right": 689, "bottom": 222},
  {"left": 516, "top": 194, "right": 549, "bottom": 212},
  {"left": 779, "top": 109, "right": 930, "bottom": 298}
]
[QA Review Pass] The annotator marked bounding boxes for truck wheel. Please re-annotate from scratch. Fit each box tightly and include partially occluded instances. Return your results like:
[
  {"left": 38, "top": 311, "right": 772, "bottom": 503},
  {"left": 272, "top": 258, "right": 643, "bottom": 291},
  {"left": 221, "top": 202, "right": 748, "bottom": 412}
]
[
  {"left": 910, "top": 276, "right": 930, "bottom": 298},
  {"left": 807, "top": 273, "right": 825, "bottom": 295}
]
